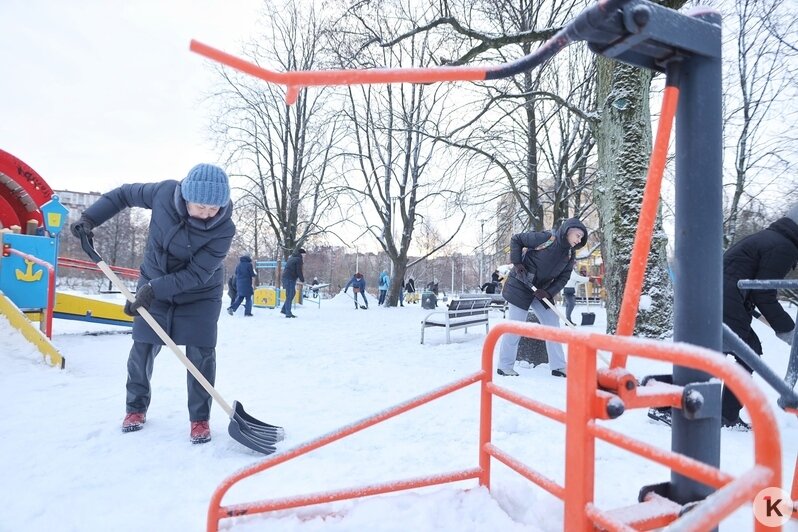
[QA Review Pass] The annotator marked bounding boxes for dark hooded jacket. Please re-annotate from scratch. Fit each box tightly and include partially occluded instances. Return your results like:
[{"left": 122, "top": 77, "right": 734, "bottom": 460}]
[
  {"left": 502, "top": 218, "right": 588, "bottom": 310},
  {"left": 723, "top": 217, "right": 798, "bottom": 353},
  {"left": 282, "top": 250, "right": 305, "bottom": 283},
  {"left": 234, "top": 255, "right": 256, "bottom": 297},
  {"left": 82, "top": 180, "right": 235, "bottom": 347}
]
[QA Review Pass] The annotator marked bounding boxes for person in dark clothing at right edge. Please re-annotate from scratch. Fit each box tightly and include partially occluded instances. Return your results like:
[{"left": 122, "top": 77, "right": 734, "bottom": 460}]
[
  {"left": 281, "top": 248, "right": 306, "bottom": 318},
  {"left": 719, "top": 203, "right": 798, "bottom": 430}
]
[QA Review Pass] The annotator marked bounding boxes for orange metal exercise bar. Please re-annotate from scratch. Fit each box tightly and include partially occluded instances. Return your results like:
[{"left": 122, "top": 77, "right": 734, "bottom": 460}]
[
  {"left": 207, "top": 321, "right": 781, "bottom": 531},
  {"left": 207, "top": 372, "right": 484, "bottom": 529},
  {"left": 480, "top": 323, "right": 780, "bottom": 531},
  {"left": 190, "top": 40, "right": 488, "bottom": 105}
]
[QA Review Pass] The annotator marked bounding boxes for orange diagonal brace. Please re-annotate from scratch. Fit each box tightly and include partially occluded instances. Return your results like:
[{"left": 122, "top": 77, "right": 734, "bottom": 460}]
[{"left": 612, "top": 74, "right": 680, "bottom": 368}]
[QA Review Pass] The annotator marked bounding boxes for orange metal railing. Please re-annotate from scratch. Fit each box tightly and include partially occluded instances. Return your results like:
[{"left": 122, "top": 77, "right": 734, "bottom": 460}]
[
  {"left": 205, "top": 322, "right": 782, "bottom": 531},
  {"left": 57, "top": 256, "right": 140, "bottom": 279}
]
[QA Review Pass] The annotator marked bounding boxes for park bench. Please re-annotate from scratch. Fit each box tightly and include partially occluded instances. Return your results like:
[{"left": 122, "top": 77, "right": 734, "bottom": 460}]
[
  {"left": 420, "top": 297, "right": 491, "bottom": 344},
  {"left": 459, "top": 292, "right": 508, "bottom": 317}
]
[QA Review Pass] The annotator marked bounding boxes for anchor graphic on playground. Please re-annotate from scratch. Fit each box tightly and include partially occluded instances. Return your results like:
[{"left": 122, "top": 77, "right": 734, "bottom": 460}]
[{"left": 15, "top": 259, "right": 43, "bottom": 282}]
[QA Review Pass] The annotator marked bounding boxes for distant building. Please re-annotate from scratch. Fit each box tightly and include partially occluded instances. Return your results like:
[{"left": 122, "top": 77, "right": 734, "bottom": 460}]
[{"left": 55, "top": 189, "right": 103, "bottom": 223}]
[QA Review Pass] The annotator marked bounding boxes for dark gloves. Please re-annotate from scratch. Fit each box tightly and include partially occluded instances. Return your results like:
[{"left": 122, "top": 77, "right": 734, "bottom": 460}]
[
  {"left": 513, "top": 263, "right": 527, "bottom": 276},
  {"left": 534, "top": 289, "right": 552, "bottom": 301},
  {"left": 70, "top": 215, "right": 95, "bottom": 239},
  {"left": 124, "top": 284, "right": 155, "bottom": 316}
]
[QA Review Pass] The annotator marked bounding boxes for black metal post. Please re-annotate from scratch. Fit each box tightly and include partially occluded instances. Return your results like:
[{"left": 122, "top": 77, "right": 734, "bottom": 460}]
[{"left": 671, "top": 9, "right": 723, "bottom": 505}]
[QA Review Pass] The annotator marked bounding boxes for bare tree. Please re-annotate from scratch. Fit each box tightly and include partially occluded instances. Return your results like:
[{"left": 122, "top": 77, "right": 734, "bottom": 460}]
[
  {"left": 333, "top": 0, "right": 468, "bottom": 306},
  {"left": 719, "top": 0, "right": 797, "bottom": 246},
  {"left": 211, "top": 0, "right": 345, "bottom": 271}
]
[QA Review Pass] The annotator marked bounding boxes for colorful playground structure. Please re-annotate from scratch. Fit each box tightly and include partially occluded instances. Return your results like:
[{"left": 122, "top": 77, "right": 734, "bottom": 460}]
[
  {"left": 0, "top": 149, "right": 135, "bottom": 368},
  {"left": 192, "top": 0, "right": 798, "bottom": 530}
]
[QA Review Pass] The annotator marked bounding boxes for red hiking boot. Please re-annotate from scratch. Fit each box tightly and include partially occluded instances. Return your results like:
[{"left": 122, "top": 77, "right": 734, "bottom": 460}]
[
  {"left": 122, "top": 412, "right": 146, "bottom": 433},
  {"left": 190, "top": 421, "right": 211, "bottom": 444}
]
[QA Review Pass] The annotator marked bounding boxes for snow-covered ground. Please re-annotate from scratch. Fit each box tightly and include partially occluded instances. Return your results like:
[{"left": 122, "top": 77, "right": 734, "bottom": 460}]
[{"left": 2, "top": 292, "right": 797, "bottom": 531}]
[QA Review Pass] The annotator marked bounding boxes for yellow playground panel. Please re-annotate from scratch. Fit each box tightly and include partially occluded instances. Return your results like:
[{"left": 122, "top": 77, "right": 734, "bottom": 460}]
[
  {"left": 52, "top": 292, "right": 133, "bottom": 327},
  {"left": 254, "top": 286, "right": 301, "bottom": 309},
  {"left": 0, "top": 290, "right": 64, "bottom": 368}
]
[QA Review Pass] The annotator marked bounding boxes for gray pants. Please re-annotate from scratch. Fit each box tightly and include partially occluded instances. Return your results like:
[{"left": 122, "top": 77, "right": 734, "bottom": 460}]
[
  {"left": 498, "top": 301, "right": 566, "bottom": 372},
  {"left": 126, "top": 341, "right": 216, "bottom": 422}
]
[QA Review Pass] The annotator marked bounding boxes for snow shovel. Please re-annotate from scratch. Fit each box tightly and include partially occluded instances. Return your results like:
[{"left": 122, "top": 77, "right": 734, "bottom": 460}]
[
  {"left": 77, "top": 228, "right": 283, "bottom": 454},
  {"left": 344, "top": 290, "right": 368, "bottom": 309},
  {"left": 528, "top": 281, "right": 611, "bottom": 365}
]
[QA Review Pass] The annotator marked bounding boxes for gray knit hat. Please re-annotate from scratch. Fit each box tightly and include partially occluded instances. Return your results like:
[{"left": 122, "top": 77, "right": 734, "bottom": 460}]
[
  {"left": 787, "top": 203, "right": 798, "bottom": 225},
  {"left": 180, "top": 164, "right": 230, "bottom": 206}
]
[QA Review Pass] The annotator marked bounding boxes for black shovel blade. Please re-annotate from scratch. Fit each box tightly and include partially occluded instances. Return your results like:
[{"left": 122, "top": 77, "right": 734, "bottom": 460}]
[{"left": 228, "top": 400, "right": 284, "bottom": 455}]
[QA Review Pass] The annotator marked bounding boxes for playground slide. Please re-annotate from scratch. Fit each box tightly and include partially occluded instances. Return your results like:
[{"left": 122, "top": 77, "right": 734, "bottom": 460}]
[
  {"left": 52, "top": 292, "right": 133, "bottom": 327},
  {"left": 0, "top": 290, "right": 64, "bottom": 368}
]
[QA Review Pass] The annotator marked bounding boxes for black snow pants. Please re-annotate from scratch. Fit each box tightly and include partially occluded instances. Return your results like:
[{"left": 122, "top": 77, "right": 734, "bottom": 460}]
[{"left": 126, "top": 341, "right": 216, "bottom": 422}]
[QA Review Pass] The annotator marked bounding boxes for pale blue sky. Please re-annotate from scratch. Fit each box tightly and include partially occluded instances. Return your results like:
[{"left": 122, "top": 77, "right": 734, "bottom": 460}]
[{"left": 0, "top": 0, "right": 262, "bottom": 192}]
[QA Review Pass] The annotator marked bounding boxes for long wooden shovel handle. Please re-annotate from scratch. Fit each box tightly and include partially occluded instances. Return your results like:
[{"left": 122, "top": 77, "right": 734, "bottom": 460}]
[
  {"left": 531, "top": 283, "right": 610, "bottom": 366},
  {"left": 541, "top": 297, "right": 577, "bottom": 329},
  {"left": 96, "top": 260, "right": 234, "bottom": 417}
]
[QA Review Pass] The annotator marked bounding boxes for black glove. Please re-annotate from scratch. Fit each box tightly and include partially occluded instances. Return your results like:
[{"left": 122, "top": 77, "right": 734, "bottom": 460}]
[
  {"left": 534, "top": 288, "right": 552, "bottom": 301},
  {"left": 513, "top": 263, "right": 527, "bottom": 276},
  {"left": 124, "top": 284, "right": 155, "bottom": 316},
  {"left": 70, "top": 215, "right": 95, "bottom": 239},
  {"left": 344, "top": 288, "right": 348, "bottom": 294}
]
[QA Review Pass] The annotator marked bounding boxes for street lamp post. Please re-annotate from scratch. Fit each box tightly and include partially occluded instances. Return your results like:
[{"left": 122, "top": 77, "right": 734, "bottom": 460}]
[{"left": 479, "top": 221, "right": 485, "bottom": 287}]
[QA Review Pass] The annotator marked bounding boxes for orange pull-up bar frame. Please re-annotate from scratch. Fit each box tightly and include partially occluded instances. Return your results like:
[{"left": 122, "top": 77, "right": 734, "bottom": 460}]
[{"left": 206, "top": 323, "right": 781, "bottom": 531}]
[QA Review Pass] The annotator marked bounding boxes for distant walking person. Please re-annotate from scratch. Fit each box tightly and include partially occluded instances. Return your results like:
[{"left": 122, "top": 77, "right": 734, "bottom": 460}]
[
  {"left": 69, "top": 163, "right": 234, "bottom": 444},
  {"left": 378, "top": 269, "right": 390, "bottom": 305},
  {"left": 405, "top": 278, "right": 417, "bottom": 304},
  {"left": 720, "top": 203, "right": 798, "bottom": 429},
  {"left": 497, "top": 218, "right": 588, "bottom": 378},
  {"left": 344, "top": 272, "right": 369, "bottom": 309},
  {"left": 228, "top": 254, "right": 257, "bottom": 316},
  {"left": 311, "top": 276, "right": 320, "bottom": 298},
  {"left": 281, "top": 248, "right": 306, "bottom": 318},
  {"left": 563, "top": 266, "right": 590, "bottom": 323},
  {"left": 481, "top": 280, "right": 498, "bottom": 294}
]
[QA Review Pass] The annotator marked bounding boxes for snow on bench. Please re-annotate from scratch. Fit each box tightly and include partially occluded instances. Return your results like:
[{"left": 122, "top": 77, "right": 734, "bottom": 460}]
[
  {"left": 459, "top": 292, "right": 508, "bottom": 317},
  {"left": 420, "top": 297, "right": 491, "bottom": 344}
]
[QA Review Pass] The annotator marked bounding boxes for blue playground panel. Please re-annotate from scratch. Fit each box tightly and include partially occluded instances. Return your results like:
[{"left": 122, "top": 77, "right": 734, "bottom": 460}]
[{"left": 1, "top": 233, "right": 57, "bottom": 309}]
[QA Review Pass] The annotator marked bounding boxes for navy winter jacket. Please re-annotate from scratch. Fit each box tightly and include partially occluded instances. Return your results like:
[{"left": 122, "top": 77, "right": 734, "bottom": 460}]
[
  {"left": 723, "top": 217, "right": 798, "bottom": 352},
  {"left": 82, "top": 180, "right": 235, "bottom": 347},
  {"left": 344, "top": 276, "right": 366, "bottom": 292},
  {"left": 234, "top": 256, "right": 256, "bottom": 297},
  {"left": 502, "top": 218, "right": 588, "bottom": 310},
  {"left": 282, "top": 251, "right": 304, "bottom": 283}
]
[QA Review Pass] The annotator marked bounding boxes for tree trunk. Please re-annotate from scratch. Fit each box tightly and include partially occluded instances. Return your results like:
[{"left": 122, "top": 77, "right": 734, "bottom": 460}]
[{"left": 595, "top": 59, "right": 673, "bottom": 338}]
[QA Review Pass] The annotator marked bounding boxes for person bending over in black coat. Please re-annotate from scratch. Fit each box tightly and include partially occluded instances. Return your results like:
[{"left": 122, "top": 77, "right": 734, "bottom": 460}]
[
  {"left": 70, "top": 163, "right": 235, "bottom": 445},
  {"left": 497, "top": 218, "right": 588, "bottom": 378},
  {"left": 720, "top": 203, "right": 798, "bottom": 429}
]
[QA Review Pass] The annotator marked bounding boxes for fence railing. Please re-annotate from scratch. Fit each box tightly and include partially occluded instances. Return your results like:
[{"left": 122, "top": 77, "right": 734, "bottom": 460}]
[{"left": 205, "top": 322, "right": 783, "bottom": 531}]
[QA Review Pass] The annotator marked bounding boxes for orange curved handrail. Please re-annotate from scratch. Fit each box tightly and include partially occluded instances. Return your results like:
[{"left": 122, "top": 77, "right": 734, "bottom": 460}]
[{"left": 206, "top": 321, "right": 781, "bottom": 532}]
